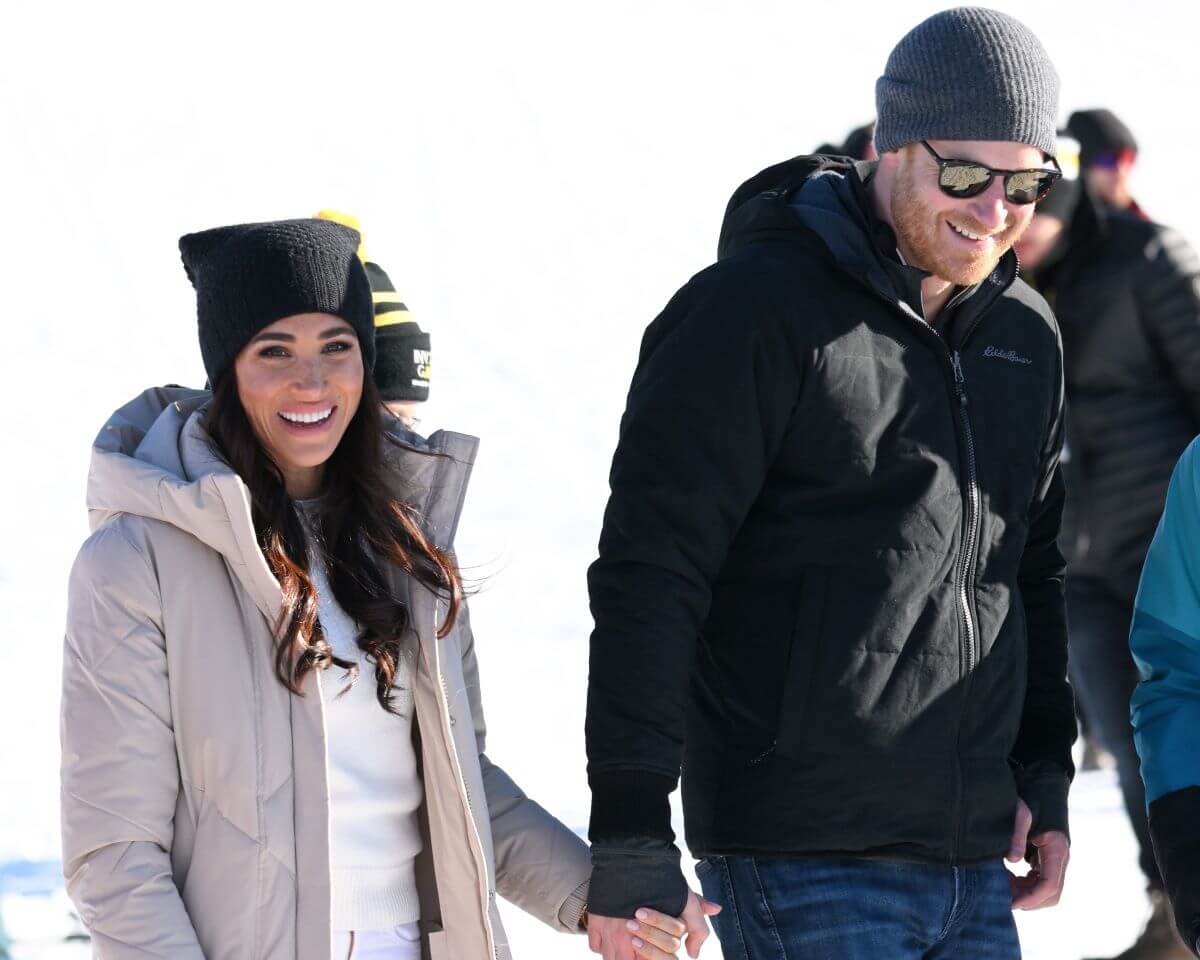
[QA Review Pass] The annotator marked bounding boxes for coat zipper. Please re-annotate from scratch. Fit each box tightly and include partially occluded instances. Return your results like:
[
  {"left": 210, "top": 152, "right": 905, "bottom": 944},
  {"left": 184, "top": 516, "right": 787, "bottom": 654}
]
[
  {"left": 879, "top": 295, "right": 991, "bottom": 863},
  {"left": 950, "top": 351, "right": 981, "bottom": 678},
  {"left": 948, "top": 349, "right": 983, "bottom": 862},
  {"left": 442, "top": 673, "right": 472, "bottom": 811},
  {"left": 429, "top": 599, "right": 501, "bottom": 960}
]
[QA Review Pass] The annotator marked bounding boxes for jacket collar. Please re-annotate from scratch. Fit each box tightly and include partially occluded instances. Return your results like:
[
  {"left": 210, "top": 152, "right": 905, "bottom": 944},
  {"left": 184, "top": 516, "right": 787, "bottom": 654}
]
[{"left": 718, "top": 155, "right": 1018, "bottom": 333}]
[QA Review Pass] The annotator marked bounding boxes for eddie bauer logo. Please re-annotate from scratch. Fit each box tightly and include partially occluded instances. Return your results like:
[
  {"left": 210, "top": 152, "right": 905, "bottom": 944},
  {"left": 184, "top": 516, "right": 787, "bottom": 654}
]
[{"left": 983, "top": 345, "right": 1033, "bottom": 365}]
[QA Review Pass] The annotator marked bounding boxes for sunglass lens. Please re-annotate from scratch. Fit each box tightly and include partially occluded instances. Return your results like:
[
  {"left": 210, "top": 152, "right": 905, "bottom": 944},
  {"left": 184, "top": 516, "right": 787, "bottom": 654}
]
[
  {"left": 940, "top": 163, "right": 992, "bottom": 197},
  {"left": 1007, "top": 170, "right": 1056, "bottom": 204}
]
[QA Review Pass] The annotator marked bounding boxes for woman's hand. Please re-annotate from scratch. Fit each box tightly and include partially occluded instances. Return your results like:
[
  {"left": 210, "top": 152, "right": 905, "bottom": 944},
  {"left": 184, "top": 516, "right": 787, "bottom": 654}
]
[{"left": 587, "top": 889, "right": 721, "bottom": 959}]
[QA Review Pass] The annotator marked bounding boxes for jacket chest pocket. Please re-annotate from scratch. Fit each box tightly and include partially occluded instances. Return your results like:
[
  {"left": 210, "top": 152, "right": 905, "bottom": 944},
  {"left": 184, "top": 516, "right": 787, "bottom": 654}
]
[
  {"left": 967, "top": 394, "right": 1049, "bottom": 545},
  {"left": 962, "top": 350, "right": 1052, "bottom": 479}
]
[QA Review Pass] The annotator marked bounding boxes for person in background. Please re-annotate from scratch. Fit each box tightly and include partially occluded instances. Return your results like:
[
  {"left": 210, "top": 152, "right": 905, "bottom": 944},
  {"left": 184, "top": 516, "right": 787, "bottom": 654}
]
[
  {"left": 1130, "top": 442, "right": 1200, "bottom": 959},
  {"left": 316, "top": 211, "right": 432, "bottom": 430},
  {"left": 586, "top": 8, "right": 1073, "bottom": 959},
  {"left": 1067, "top": 108, "right": 1148, "bottom": 219},
  {"left": 1018, "top": 171, "right": 1200, "bottom": 960},
  {"left": 60, "top": 217, "right": 690, "bottom": 960},
  {"left": 814, "top": 121, "right": 877, "bottom": 161}
]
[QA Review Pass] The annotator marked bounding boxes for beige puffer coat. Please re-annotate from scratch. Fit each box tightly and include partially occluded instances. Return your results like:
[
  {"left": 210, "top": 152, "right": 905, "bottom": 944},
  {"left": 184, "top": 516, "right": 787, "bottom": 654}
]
[{"left": 61, "top": 387, "right": 591, "bottom": 959}]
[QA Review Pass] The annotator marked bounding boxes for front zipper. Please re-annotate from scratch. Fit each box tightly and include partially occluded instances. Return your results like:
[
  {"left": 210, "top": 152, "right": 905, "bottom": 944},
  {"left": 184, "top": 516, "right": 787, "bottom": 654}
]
[
  {"left": 441, "top": 673, "right": 472, "bottom": 813},
  {"left": 878, "top": 296, "right": 992, "bottom": 864},
  {"left": 883, "top": 312, "right": 988, "bottom": 675},
  {"left": 948, "top": 349, "right": 984, "bottom": 863},
  {"left": 950, "top": 351, "right": 982, "bottom": 677},
  {"left": 428, "top": 598, "right": 500, "bottom": 960}
]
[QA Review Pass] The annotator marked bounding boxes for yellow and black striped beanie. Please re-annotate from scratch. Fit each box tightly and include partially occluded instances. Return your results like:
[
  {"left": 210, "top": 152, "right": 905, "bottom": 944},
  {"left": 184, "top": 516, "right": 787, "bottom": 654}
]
[
  {"left": 315, "top": 211, "right": 431, "bottom": 403},
  {"left": 367, "top": 261, "right": 431, "bottom": 403}
]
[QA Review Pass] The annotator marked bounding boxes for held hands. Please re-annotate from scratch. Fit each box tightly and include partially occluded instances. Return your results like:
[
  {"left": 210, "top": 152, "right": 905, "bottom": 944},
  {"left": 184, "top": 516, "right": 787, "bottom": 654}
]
[
  {"left": 1007, "top": 797, "right": 1070, "bottom": 910},
  {"left": 587, "top": 889, "right": 721, "bottom": 960}
]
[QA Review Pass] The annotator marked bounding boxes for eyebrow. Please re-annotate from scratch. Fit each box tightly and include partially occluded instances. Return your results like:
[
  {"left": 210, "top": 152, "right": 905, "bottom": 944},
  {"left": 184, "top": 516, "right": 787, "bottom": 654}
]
[{"left": 251, "top": 325, "right": 356, "bottom": 343}]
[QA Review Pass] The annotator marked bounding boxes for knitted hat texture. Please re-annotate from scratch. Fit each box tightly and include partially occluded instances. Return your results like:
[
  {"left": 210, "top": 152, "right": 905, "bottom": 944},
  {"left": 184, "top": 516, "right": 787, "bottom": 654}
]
[
  {"left": 875, "top": 7, "right": 1059, "bottom": 156},
  {"left": 180, "top": 218, "right": 375, "bottom": 386}
]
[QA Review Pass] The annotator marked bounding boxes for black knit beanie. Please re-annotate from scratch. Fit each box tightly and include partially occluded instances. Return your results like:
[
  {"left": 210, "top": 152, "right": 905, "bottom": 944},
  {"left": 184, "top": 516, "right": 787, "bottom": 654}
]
[
  {"left": 875, "top": 7, "right": 1059, "bottom": 156},
  {"left": 366, "top": 261, "right": 431, "bottom": 403},
  {"left": 179, "top": 218, "right": 376, "bottom": 387},
  {"left": 1067, "top": 109, "right": 1138, "bottom": 168}
]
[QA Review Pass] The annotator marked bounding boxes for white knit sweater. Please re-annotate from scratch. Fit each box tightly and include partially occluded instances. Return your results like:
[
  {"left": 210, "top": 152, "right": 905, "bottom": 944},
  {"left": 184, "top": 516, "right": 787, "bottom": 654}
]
[{"left": 301, "top": 507, "right": 424, "bottom": 931}]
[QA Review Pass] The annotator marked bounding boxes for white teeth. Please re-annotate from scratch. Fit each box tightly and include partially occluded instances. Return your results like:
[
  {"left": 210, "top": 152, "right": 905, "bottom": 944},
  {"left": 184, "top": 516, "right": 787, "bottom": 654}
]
[
  {"left": 951, "top": 223, "right": 989, "bottom": 242},
  {"left": 280, "top": 408, "right": 333, "bottom": 424}
]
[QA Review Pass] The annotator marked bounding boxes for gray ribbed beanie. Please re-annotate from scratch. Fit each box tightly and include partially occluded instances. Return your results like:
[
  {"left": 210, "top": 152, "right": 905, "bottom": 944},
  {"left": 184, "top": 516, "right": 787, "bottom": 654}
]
[{"left": 875, "top": 7, "right": 1059, "bottom": 156}]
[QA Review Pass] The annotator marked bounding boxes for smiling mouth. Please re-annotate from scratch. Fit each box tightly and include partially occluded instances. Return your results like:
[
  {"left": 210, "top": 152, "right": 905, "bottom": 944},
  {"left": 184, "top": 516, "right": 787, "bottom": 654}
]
[
  {"left": 948, "top": 221, "right": 995, "bottom": 243},
  {"left": 278, "top": 407, "right": 335, "bottom": 427}
]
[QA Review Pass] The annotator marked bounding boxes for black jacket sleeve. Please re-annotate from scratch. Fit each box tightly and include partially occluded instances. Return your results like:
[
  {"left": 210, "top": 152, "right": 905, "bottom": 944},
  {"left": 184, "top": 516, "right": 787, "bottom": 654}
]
[
  {"left": 1138, "top": 226, "right": 1200, "bottom": 427},
  {"left": 585, "top": 264, "right": 801, "bottom": 917},
  {"left": 1011, "top": 318, "right": 1077, "bottom": 840},
  {"left": 1148, "top": 786, "right": 1200, "bottom": 955}
]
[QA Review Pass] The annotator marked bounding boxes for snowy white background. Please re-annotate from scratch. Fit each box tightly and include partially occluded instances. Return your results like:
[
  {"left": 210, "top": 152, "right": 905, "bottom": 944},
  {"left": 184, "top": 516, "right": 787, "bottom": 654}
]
[{"left": 1, "top": 1, "right": 1198, "bottom": 956}]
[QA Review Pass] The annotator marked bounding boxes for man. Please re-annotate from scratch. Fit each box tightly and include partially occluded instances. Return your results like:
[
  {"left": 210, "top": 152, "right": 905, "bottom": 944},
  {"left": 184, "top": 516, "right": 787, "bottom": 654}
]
[
  {"left": 1018, "top": 176, "right": 1200, "bottom": 960},
  {"left": 1067, "top": 108, "right": 1148, "bottom": 219},
  {"left": 586, "top": 9, "right": 1074, "bottom": 959},
  {"left": 1130, "top": 442, "right": 1200, "bottom": 959},
  {"left": 315, "top": 210, "right": 432, "bottom": 428}
]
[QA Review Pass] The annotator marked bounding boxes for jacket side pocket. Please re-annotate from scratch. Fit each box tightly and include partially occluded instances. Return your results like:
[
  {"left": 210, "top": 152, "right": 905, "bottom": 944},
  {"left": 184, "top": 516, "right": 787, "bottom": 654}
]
[{"left": 775, "top": 568, "right": 829, "bottom": 759}]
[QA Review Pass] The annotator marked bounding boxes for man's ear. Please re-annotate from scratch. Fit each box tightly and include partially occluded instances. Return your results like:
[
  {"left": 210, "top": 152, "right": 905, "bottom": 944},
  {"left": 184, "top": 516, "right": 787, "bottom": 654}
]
[{"left": 875, "top": 146, "right": 904, "bottom": 177}]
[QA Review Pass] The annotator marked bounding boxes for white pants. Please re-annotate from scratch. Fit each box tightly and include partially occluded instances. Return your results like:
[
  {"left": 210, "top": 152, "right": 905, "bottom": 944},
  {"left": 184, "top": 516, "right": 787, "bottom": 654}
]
[{"left": 331, "top": 923, "right": 422, "bottom": 959}]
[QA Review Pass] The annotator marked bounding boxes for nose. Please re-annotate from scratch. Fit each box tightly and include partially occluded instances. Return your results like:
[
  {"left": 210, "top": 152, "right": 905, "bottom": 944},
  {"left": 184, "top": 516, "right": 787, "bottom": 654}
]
[
  {"left": 968, "top": 180, "right": 1010, "bottom": 233},
  {"left": 292, "top": 356, "right": 326, "bottom": 394}
]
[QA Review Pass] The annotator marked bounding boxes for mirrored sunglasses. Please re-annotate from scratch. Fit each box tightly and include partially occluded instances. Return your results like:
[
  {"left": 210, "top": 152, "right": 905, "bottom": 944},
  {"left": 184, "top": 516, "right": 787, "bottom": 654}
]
[{"left": 920, "top": 141, "right": 1062, "bottom": 205}]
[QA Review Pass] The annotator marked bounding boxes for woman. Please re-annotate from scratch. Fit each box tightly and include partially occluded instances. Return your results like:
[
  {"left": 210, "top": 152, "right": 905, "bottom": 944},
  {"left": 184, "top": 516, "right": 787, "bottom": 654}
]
[{"left": 61, "top": 218, "right": 692, "bottom": 959}]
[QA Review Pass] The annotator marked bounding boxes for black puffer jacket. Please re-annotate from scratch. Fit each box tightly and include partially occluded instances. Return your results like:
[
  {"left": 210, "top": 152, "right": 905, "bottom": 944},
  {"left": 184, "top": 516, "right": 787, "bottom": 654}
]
[
  {"left": 585, "top": 158, "right": 1075, "bottom": 917},
  {"left": 1028, "top": 188, "right": 1200, "bottom": 601}
]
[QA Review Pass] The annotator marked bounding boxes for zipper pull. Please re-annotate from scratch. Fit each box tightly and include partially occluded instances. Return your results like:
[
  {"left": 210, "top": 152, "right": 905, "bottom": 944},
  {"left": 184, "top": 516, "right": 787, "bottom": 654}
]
[{"left": 951, "top": 352, "right": 968, "bottom": 406}]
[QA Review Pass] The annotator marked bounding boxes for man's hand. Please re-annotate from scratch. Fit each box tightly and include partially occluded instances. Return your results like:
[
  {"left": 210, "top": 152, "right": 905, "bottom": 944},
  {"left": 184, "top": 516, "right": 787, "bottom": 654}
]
[
  {"left": 1007, "top": 797, "right": 1070, "bottom": 909},
  {"left": 587, "top": 889, "right": 722, "bottom": 959}
]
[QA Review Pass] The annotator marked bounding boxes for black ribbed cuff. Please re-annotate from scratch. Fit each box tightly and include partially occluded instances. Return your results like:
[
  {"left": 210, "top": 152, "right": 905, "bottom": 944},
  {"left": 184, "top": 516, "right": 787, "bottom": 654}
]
[
  {"left": 589, "top": 769, "right": 677, "bottom": 843},
  {"left": 588, "top": 843, "right": 689, "bottom": 919},
  {"left": 1148, "top": 787, "right": 1200, "bottom": 954},
  {"left": 587, "top": 769, "right": 686, "bottom": 918},
  {"left": 1014, "top": 761, "right": 1071, "bottom": 841}
]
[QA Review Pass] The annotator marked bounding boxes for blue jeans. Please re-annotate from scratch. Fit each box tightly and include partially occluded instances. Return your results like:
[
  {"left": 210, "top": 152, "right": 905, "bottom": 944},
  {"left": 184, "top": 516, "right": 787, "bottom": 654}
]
[{"left": 695, "top": 856, "right": 1021, "bottom": 960}]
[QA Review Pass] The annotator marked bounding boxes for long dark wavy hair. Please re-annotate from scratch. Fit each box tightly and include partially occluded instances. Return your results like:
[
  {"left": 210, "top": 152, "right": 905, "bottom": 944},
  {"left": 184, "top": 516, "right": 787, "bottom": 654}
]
[{"left": 205, "top": 372, "right": 462, "bottom": 714}]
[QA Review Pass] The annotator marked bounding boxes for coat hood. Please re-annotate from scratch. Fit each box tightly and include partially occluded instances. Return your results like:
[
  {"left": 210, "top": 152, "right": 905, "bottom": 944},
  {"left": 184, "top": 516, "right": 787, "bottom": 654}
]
[
  {"left": 85, "top": 385, "right": 479, "bottom": 621},
  {"left": 87, "top": 386, "right": 257, "bottom": 570},
  {"left": 717, "top": 154, "right": 869, "bottom": 262}
]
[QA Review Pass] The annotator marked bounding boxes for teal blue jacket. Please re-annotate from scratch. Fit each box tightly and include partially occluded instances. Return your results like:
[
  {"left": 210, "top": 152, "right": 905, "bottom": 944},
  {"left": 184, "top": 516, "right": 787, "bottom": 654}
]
[
  {"left": 1131, "top": 438, "right": 1200, "bottom": 951},
  {"left": 1131, "top": 437, "right": 1200, "bottom": 805}
]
